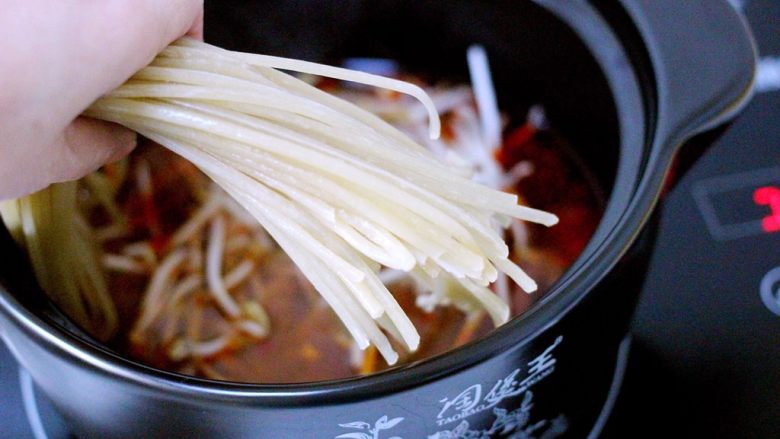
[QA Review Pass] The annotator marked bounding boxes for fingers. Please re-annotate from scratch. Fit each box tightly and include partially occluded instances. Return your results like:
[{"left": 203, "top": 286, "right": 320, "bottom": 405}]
[
  {"left": 0, "top": 117, "right": 136, "bottom": 200},
  {"left": 188, "top": 8, "right": 205, "bottom": 41},
  {"left": 51, "top": 117, "right": 137, "bottom": 184},
  {"left": 0, "top": 1, "right": 202, "bottom": 199},
  {"left": 77, "top": 0, "right": 206, "bottom": 96}
]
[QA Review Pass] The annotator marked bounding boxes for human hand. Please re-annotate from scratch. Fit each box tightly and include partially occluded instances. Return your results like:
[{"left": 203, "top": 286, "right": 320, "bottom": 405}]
[{"left": 0, "top": 0, "right": 204, "bottom": 200}]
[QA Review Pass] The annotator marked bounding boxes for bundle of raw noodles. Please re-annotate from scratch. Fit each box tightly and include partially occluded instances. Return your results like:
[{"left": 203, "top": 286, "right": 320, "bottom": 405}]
[
  {"left": 0, "top": 181, "right": 117, "bottom": 339},
  {"left": 1, "top": 38, "right": 557, "bottom": 363}
]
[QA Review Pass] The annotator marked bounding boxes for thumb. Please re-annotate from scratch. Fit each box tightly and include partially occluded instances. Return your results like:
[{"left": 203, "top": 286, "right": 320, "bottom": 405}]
[{"left": 49, "top": 117, "right": 137, "bottom": 184}]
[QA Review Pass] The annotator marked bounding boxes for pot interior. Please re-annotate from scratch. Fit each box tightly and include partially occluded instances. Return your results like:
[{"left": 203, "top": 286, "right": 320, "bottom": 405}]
[
  {"left": 0, "top": 0, "right": 645, "bottom": 385},
  {"left": 206, "top": 0, "right": 622, "bottom": 195}
]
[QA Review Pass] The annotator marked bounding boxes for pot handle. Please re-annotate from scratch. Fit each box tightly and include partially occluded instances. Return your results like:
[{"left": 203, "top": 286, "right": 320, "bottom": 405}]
[{"left": 618, "top": 0, "right": 757, "bottom": 150}]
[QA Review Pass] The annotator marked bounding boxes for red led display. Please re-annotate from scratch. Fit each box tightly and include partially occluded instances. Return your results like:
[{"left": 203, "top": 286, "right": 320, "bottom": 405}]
[
  {"left": 754, "top": 186, "right": 780, "bottom": 233},
  {"left": 693, "top": 166, "right": 780, "bottom": 241}
]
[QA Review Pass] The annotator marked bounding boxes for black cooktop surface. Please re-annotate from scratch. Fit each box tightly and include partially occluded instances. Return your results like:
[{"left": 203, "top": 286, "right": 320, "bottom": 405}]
[
  {"left": 602, "top": 0, "right": 780, "bottom": 437},
  {"left": 2, "top": 1, "right": 779, "bottom": 438}
]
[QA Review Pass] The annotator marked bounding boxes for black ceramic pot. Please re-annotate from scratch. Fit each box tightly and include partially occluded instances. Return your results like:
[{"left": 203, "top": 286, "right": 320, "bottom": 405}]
[{"left": 0, "top": 1, "right": 756, "bottom": 438}]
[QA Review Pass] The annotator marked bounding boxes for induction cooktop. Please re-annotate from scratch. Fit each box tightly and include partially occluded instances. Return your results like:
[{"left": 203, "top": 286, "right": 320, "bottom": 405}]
[
  {"left": 1, "top": 1, "right": 779, "bottom": 438},
  {"left": 601, "top": 0, "right": 780, "bottom": 437}
]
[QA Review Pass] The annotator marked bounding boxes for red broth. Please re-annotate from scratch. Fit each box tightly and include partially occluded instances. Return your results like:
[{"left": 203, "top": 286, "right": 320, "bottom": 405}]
[{"left": 89, "top": 82, "right": 602, "bottom": 383}]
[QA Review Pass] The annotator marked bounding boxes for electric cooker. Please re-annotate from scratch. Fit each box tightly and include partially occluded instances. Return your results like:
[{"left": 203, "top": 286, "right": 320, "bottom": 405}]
[{"left": 0, "top": 1, "right": 760, "bottom": 437}]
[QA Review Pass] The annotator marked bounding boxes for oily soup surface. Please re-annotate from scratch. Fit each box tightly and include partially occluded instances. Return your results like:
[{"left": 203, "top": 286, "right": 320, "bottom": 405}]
[{"left": 91, "top": 78, "right": 601, "bottom": 383}]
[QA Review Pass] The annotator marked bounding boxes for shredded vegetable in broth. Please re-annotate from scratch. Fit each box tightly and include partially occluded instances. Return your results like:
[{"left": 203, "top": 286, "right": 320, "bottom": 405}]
[
  {"left": 108, "top": 79, "right": 597, "bottom": 381},
  {"left": 0, "top": 40, "right": 602, "bottom": 382},
  {"left": 85, "top": 38, "right": 558, "bottom": 364}
]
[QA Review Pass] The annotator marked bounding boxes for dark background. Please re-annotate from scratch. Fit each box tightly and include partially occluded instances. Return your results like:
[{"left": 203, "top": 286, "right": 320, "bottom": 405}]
[{"left": 602, "top": 0, "right": 780, "bottom": 437}]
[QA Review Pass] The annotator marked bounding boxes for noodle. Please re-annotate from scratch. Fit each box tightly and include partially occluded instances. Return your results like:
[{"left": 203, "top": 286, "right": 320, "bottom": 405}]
[
  {"left": 1, "top": 183, "right": 117, "bottom": 340},
  {"left": 2, "top": 38, "right": 558, "bottom": 366}
]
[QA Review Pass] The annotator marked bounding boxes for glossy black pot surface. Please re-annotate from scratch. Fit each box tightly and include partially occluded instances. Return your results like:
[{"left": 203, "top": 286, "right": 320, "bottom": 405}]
[{"left": 0, "top": 1, "right": 755, "bottom": 438}]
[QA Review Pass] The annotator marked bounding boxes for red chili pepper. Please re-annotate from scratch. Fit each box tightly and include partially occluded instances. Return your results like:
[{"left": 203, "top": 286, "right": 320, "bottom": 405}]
[
  {"left": 496, "top": 122, "right": 537, "bottom": 167},
  {"left": 440, "top": 112, "right": 457, "bottom": 142},
  {"left": 142, "top": 196, "right": 168, "bottom": 252},
  {"left": 315, "top": 77, "right": 339, "bottom": 91}
]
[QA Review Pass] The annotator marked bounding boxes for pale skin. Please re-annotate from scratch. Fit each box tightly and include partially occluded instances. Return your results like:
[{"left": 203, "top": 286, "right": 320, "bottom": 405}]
[{"left": 0, "top": 0, "right": 204, "bottom": 200}]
